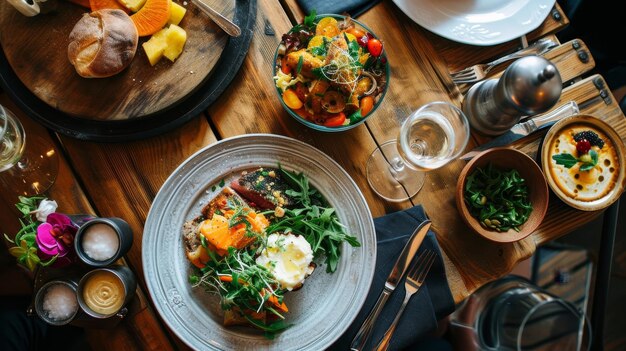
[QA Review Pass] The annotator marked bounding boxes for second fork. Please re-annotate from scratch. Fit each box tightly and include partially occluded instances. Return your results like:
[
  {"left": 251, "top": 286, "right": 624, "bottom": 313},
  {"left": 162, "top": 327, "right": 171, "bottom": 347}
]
[
  {"left": 374, "top": 250, "right": 437, "bottom": 351},
  {"left": 450, "top": 38, "right": 558, "bottom": 84}
]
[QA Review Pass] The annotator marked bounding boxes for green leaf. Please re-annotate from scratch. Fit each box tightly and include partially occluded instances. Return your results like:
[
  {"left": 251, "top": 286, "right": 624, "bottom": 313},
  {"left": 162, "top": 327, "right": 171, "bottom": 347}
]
[
  {"left": 311, "top": 67, "right": 327, "bottom": 80},
  {"left": 25, "top": 255, "right": 38, "bottom": 271},
  {"left": 345, "top": 34, "right": 361, "bottom": 62},
  {"left": 579, "top": 163, "right": 595, "bottom": 171},
  {"left": 590, "top": 149, "right": 599, "bottom": 164},
  {"left": 552, "top": 153, "right": 578, "bottom": 168},
  {"left": 348, "top": 110, "right": 362, "bottom": 124},
  {"left": 296, "top": 55, "right": 304, "bottom": 75},
  {"left": 580, "top": 150, "right": 599, "bottom": 171},
  {"left": 9, "top": 246, "right": 26, "bottom": 258},
  {"left": 310, "top": 42, "right": 327, "bottom": 56},
  {"left": 363, "top": 55, "right": 377, "bottom": 70},
  {"left": 219, "top": 179, "right": 226, "bottom": 187},
  {"left": 303, "top": 9, "right": 316, "bottom": 28}
]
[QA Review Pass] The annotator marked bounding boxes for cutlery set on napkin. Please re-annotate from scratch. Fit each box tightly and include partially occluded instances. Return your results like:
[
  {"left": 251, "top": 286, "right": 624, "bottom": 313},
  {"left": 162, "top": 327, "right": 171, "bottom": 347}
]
[{"left": 333, "top": 206, "right": 455, "bottom": 351}]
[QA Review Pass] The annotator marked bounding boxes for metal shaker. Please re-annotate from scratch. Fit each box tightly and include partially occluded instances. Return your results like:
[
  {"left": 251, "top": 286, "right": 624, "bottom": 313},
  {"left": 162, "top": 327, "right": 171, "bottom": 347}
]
[{"left": 462, "top": 55, "right": 562, "bottom": 136}]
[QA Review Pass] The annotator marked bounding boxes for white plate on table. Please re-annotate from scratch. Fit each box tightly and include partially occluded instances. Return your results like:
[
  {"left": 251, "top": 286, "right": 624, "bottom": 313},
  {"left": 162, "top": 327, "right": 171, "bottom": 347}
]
[
  {"left": 393, "top": 0, "right": 556, "bottom": 46},
  {"left": 143, "top": 134, "right": 376, "bottom": 350}
]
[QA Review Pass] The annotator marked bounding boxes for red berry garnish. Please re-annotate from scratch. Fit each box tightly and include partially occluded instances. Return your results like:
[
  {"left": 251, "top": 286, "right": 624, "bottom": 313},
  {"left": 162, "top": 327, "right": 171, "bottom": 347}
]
[{"left": 576, "top": 139, "right": 591, "bottom": 154}]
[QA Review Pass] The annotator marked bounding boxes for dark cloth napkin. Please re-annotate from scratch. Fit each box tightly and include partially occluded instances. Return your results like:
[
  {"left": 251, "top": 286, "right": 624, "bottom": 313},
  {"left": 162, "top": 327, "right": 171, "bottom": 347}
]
[
  {"left": 330, "top": 205, "right": 455, "bottom": 350},
  {"left": 297, "top": 0, "right": 381, "bottom": 17}
]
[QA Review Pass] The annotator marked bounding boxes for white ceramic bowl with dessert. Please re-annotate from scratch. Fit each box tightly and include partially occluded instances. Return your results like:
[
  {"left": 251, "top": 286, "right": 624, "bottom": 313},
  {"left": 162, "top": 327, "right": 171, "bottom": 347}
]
[{"left": 541, "top": 114, "right": 626, "bottom": 211}]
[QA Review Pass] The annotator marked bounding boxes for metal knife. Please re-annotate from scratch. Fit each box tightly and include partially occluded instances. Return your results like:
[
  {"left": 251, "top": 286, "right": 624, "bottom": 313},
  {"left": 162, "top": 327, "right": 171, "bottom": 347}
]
[
  {"left": 460, "top": 101, "right": 580, "bottom": 161},
  {"left": 192, "top": 0, "right": 241, "bottom": 37},
  {"left": 350, "top": 220, "right": 432, "bottom": 351}
]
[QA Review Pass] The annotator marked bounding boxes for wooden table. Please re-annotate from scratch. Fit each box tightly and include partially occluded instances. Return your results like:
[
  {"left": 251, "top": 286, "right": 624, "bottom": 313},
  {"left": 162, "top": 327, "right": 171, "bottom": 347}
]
[{"left": 1, "top": 1, "right": 625, "bottom": 350}]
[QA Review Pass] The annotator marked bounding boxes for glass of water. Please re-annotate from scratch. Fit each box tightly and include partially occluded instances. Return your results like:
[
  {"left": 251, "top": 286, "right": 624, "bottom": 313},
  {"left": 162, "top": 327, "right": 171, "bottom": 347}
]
[
  {"left": 0, "top": 104, "right": 58, "bottom": 197},
  {"left": 366, "top": 101, "right": 470, "bottom": 202}
]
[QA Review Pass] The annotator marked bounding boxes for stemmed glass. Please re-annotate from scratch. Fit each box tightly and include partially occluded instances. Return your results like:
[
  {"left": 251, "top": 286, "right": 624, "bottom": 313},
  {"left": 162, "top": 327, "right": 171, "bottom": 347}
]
[
  {"left": 366, "top": 101, "right": 470, "bottom": 202},
  {"left": 0, "top": 104, "right": 58, "bottom": 197}
]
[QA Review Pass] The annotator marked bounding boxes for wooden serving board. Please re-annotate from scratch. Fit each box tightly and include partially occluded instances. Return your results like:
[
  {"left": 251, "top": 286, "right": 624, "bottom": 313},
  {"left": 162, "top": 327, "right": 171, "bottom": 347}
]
[{"left": 0, "top": 0, "right": 232, "bottom": 121}]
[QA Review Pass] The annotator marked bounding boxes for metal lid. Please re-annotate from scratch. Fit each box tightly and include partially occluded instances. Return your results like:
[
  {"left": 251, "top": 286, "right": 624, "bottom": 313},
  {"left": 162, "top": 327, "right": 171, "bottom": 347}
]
[{"left": 499, "top": 56, "right": 562, "bottom": 114}]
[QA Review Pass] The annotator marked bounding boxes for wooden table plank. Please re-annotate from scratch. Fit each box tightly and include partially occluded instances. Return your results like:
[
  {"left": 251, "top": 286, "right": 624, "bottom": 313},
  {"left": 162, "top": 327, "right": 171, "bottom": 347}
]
[
  {"left": 0, "top": 94, "right": 176, "bottom": 351},
  {"left": 58, "top": 115, "right": 215, "bottom": 351},
  {"left": 58, "top": 116, "right": 216, "bottom": 284}
]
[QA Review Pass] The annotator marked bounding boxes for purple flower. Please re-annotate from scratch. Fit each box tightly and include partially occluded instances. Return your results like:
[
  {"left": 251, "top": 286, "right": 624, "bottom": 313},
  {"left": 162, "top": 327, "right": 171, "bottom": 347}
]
[{"left": 36, "top": 213, "right": 77, "bottom": 267}]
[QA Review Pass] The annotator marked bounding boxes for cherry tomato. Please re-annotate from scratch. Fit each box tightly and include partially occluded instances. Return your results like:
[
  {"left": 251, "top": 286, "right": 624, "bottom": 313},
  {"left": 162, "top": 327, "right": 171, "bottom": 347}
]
[
  {"left": 282, "top": 89, "right": 303, "bottom": 110},
  {"left": 323, "top": 112, "right": 347, "bottom": 127},
  {"left": 360, "top": 96, "right": 375, "bottom": 116},
  {"left": 345, "top": 27, "right": 366, "bottom": 40},
  {"left": 367, "top": 38, "right": 383, "bottom": 57}
]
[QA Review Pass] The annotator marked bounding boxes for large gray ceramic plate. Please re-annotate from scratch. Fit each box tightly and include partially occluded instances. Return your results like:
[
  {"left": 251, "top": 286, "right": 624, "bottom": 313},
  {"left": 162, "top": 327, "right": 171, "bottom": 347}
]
[{"left": 143, "top": 134, "right": 376, "bottom": 350}]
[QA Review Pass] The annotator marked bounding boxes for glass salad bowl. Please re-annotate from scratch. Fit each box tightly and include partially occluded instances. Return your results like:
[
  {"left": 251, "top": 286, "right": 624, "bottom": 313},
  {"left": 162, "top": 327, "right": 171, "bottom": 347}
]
[{"left": 273, "top": 14, "right": 390, "bottom": 132}]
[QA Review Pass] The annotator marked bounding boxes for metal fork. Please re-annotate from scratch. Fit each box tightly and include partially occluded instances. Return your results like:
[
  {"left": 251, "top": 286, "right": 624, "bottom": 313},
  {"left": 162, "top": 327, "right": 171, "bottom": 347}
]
[
  {"left": 374, "top": 250, "right": 437, "bottom": 351},
  {"left": 450, "top": 38, "right": 558, "bottom": 84}
]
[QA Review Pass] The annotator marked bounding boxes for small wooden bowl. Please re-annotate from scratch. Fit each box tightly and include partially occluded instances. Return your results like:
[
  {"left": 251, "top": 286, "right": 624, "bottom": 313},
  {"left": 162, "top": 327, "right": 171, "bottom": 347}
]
[{"left": 456, "top": 147, "right": 549, "bottom": 243}]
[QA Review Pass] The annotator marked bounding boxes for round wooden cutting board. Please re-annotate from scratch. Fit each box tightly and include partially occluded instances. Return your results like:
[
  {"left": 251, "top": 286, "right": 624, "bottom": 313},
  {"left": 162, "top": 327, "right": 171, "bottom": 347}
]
[{"left": 0, "top": 0, "right": 255, "bottom": 141}]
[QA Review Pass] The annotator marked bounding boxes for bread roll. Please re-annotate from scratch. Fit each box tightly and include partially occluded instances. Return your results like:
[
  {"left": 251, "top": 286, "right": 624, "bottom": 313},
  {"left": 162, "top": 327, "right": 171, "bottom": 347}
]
[{"left": 68, "top": 9, "right": 138, "bottom": 78}]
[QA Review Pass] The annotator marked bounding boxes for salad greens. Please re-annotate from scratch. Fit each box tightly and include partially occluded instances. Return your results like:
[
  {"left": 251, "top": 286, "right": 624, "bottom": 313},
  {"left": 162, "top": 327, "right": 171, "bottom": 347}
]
[
  {"left": 464, "top": 163, "right": 533, "bottom": 232},
  {"left": 273, "top": 166, "right": 360, "bottom": 273},
  {"left": 189, "top": 166, "right": 360, "bottom": 338}
]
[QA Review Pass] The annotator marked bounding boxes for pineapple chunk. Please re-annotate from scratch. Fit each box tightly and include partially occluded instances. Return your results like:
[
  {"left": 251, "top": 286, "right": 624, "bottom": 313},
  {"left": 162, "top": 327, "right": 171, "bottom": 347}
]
[
  {"left": 142, "top": 28, "right": 168, "bottom": 66},
  {"left": 168, "top": 2, "right": 187, "bottom": 26},
  {"left": 163, "top": 24, "right": 187, "bottom": 62},
  {"left": 118, "top": 0, "right": 146, "bottom": 12}
]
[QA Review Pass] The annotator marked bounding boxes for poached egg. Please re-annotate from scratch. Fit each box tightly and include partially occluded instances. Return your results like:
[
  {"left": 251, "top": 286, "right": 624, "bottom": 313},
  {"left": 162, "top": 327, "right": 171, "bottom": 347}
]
[{"left": 256, "top": 233, "right": 314, "bottom": 290}]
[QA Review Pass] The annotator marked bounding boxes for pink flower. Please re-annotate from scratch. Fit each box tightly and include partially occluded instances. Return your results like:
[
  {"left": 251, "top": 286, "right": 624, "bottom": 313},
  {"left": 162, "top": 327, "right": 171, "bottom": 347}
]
[{"left": 36, "top": 213, "right": 77, "bottom": 267}]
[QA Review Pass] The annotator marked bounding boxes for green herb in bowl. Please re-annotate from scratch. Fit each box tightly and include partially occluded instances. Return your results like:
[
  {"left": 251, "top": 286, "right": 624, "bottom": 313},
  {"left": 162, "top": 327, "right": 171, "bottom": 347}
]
[{"left": 464, "top": 163, "right": 533, "bottom": 232}]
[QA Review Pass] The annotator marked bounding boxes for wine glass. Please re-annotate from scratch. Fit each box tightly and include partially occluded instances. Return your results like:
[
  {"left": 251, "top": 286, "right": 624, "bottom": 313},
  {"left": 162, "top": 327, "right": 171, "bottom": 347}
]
[
  {"left": 366, "top": 101, "right": 470, "bottom": 202},
  {"left": 0, "top": 104, "right": 58, "bottom": 197}
]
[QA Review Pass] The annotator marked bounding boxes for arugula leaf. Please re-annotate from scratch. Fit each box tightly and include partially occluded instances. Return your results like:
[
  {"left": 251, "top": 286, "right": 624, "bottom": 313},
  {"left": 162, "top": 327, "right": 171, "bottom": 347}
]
[
  {"left": 303, "top": 9, "right": 317, "bottom": 28},
  {"left": 552, "top": 153, "right": 578, "bottom": 168},
  {"left": 463, "top": 163, "right": 532, "bottom": 232},
  {"left": 274, "top": 166, "right": 360, "bottom": 272},
  {"left": 296, "top": 55, "right": 304, "bottom": 75}
]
